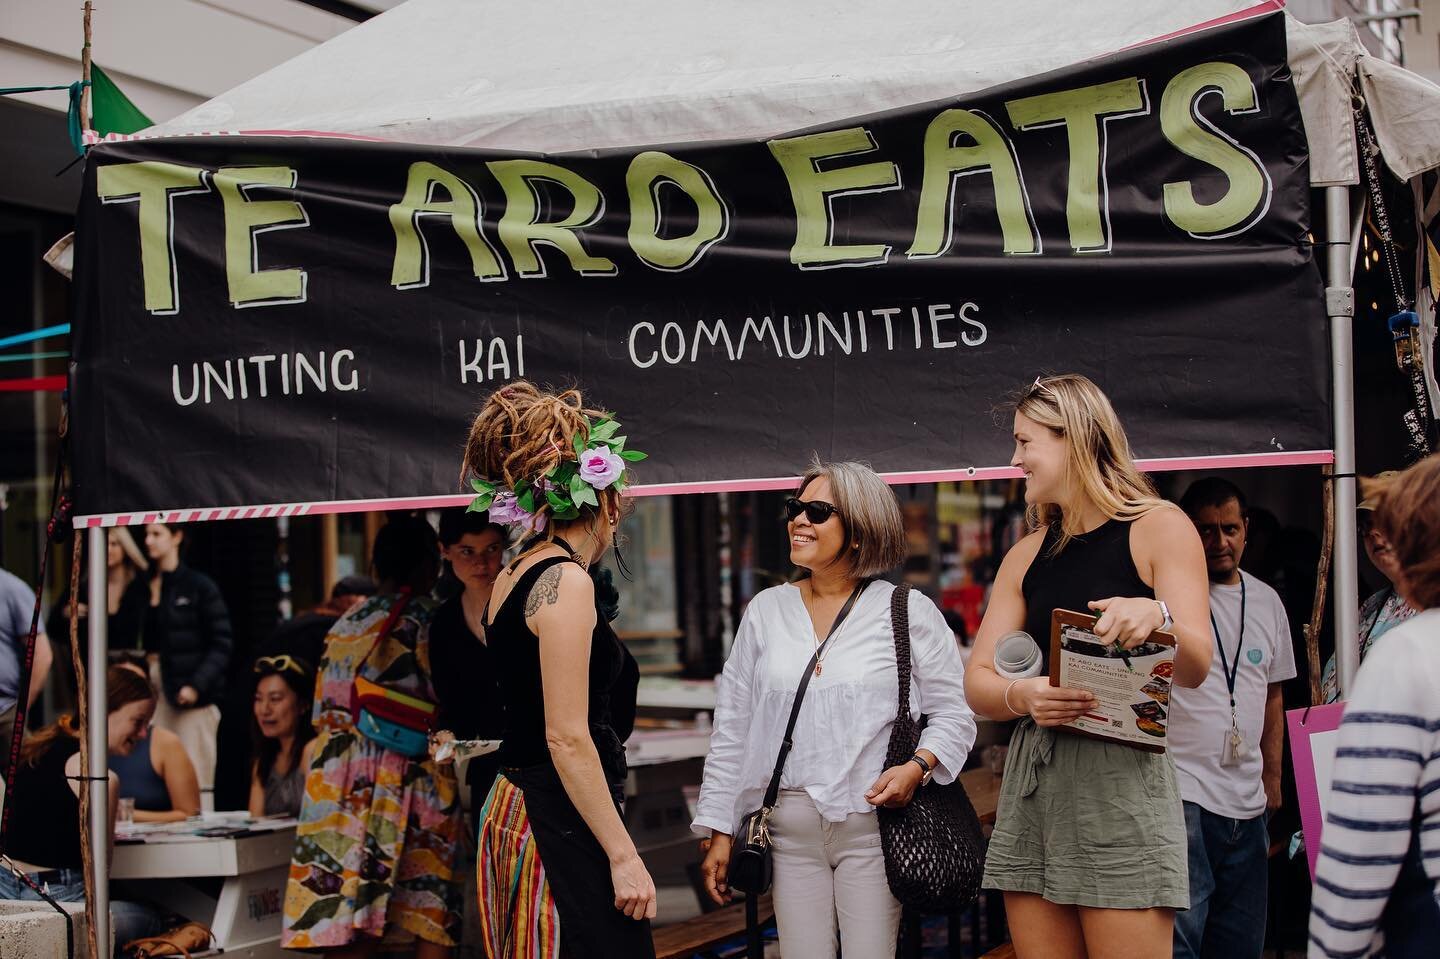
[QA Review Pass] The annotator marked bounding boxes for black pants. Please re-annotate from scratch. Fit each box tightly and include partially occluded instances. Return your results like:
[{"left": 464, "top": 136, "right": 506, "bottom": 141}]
[{"left": 504, "top": 758, "right": 655, "bottom": 959}]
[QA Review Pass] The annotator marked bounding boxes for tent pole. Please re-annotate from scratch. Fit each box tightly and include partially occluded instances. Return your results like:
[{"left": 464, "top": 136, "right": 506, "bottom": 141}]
[
  {"left": 1325, "top": 185, "right": 1361, "bottom": 697},
  {"left": 86, "top": 525, "right": 111, "bottom": 957}
]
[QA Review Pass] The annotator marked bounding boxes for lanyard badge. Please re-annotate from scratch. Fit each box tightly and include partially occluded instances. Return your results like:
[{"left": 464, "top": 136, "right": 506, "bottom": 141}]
[{"left": 1213, "top": 577, "right": 1254, "bottom": 767}]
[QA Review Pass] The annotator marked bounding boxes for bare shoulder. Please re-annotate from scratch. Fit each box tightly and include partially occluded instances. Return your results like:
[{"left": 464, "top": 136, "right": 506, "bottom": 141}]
[
  {"left": 1132, "top": 504, "right": 1198, "bottom": 545},
  {"left": 524, "top": 561, "right": 593, "bottom": 618},
  {"left": 152, "top": 727, "right": 193, "bottom": 770},
  {"left": 997, "top": 527, "right": 1048, "bottom": 581}
]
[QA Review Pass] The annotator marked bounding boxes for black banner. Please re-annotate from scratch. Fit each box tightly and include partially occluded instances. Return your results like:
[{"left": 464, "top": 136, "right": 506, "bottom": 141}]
[{"left": 72, "top": 12, "right": 1327, "bottom": 521}]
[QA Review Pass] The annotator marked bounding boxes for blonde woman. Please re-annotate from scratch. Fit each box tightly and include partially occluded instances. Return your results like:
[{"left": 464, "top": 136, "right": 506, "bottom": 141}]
[
  {"left": 965, "top": 375, "right": 1211, "bottom": 959},
  {"left": 694, "top": 460, "right": 975, "bottom": 959}
]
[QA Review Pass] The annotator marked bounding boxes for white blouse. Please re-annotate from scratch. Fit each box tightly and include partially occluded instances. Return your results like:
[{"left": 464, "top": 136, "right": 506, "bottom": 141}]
[{"left": 692, "top": 580, "right": 976, "bottom": 836}]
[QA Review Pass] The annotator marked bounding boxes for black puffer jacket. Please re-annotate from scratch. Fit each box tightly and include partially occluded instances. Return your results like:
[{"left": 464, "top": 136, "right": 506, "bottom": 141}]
[{"left": 145, "top": 565, "right": 232, "bottom": 707}]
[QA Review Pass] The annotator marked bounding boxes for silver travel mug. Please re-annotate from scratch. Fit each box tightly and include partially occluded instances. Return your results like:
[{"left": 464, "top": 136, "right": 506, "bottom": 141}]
[{"left": 994, "top": 630, "right": 1043, "bottom": 680}]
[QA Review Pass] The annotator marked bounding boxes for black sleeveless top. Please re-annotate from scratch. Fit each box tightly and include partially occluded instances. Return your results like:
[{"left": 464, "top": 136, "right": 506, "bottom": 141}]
[
  {"left": 1021, "top": 519, "right": 1153, "bottom": 672},
  {"left": 7, "top": 737, "right": 82, "bottom": 869},
  {"left": 484, "top": 555, "right": 639, "bottom": 774}
]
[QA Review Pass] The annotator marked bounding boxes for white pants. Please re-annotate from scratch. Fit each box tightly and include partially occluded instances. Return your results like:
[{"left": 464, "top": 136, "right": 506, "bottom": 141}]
[
  {"left": 769, "top": 789, "right": 901, "bottom": 959},
  {"left": 148, "top": 662, "right": 219, "bottom": 795}
]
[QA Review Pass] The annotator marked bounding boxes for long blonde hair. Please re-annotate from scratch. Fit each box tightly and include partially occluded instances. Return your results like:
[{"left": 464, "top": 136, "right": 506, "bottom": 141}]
[{"left": 1015, "top": 374, "right": 1170, "bottom": 550}]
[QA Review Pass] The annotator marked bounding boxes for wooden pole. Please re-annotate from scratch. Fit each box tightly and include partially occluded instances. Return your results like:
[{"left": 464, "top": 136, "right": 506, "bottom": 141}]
[
  {"left": 67, "top": 532, "right": 101, "bottom": 959},
  {"left": 79, "top": 2, "right": 93, "bottom": 132},
  {"left": 1306, "top": 466, "right": 1336, "bottom": 705},
  {"left": 363, "top": 512, "right": 383, "bottom": 570}
]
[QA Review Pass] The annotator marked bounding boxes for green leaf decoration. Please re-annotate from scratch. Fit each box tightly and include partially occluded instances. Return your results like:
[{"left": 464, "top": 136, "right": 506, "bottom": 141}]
[
  {"left": 554, "top": 504, "right": 581, "bottom": 521},
  {"left": 573, "top": 484, "right": 599, "bottom": 508},
  {"left": 620, "top": 450, "right": 648, "bottom": 462},
  {"left": 468, "top": 492, "right": 495, "bottom": 512},
  {"left": 470, "top": 477, "right": 494, "bottom": 494},
  {"left": 590, "top": 419, "right": 620, "bottom": 442},
  {"left": 552, "top": 462, "right": 577, "bottom": 486},
  {"left": 316, "top": 732, "right": 353, "bottom": 767},
  {"left": 545, "top": 489, "right": 569, "bottom": 511},
  {"left": 610, "top": 435, "right": 627, "bottom": 452},
  {"left": 569, "top": 472, "right": 587, "bottom": 494},
  {"left": 517, "top": 487, "right": 536, "bottom": 514},
  {"left": 289, "top": 893, "right": 343, "bottom": 931},
  {"left": 573, "top": 433, "right": 585, "bottom": 458}
]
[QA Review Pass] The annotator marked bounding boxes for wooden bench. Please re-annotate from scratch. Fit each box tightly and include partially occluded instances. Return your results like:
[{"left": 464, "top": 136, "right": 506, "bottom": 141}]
[{"left": 653, "top": 894, "right": 774, "bottom": 959}]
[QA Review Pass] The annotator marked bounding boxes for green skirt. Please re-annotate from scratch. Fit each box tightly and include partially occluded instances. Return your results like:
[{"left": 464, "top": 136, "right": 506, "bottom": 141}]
[{"left": 981, "top": 719, "right": 1188, "bottom": 910}]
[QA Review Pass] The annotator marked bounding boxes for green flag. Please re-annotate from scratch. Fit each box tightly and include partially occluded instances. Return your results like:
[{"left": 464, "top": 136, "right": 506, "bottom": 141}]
[{"left": 91, "top": 64, "right": 152, "bottom": 136}]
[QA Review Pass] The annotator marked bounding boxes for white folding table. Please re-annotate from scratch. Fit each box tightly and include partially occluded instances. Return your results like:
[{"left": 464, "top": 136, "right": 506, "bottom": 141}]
[{"left": 111, "top": 827, "right": 294, "bottom": 959}]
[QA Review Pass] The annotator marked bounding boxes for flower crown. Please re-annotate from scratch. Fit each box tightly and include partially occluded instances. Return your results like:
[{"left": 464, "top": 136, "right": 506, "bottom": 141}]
[{"left": 467, "top": 414, "right": 647, "bottom": 533}]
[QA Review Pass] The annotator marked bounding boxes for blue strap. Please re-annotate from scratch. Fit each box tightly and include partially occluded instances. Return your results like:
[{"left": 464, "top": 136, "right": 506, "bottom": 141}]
[
  {"left": 0, "top": 325, "right": 71, "bottom": 350},
  {"left": 1209, "top": 575, "right": 1247, "bottom": 711}
]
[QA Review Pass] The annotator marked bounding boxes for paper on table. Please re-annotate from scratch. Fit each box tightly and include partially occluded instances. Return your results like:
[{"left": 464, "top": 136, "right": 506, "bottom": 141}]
[{"left": 434, "top": 738, "right": 502, "bottom": 763}]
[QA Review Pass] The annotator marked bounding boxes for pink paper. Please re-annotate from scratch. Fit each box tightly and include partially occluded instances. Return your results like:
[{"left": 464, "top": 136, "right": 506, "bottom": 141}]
[{"left": 1286, "top": 702, "right": 1346, "bottom": 879}]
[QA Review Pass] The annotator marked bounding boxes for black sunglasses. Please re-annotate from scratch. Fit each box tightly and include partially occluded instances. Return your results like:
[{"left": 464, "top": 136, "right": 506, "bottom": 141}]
[{"left": 785, "top": 497, "right": 842, "bottom": 525}]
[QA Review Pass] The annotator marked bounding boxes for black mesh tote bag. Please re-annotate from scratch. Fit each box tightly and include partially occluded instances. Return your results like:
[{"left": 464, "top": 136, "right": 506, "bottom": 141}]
[{"left": 876, "top": 583, "right": 986, "bottom": 913}]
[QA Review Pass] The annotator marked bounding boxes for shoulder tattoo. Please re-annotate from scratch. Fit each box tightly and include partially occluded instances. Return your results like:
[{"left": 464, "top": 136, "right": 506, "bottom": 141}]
[{"left": 524, "top": 565, "right": 565, "bottom": 617}]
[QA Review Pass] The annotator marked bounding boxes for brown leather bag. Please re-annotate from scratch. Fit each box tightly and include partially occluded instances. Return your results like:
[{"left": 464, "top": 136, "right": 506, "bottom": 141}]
[{"left": 122, "top": 922, "right": 214, "bottom": 958}]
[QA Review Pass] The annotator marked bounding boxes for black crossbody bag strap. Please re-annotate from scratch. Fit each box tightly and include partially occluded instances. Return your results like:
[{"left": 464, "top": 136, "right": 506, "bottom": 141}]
[{"left": 759, "top": 579, "right": 867, "bottom": 810}]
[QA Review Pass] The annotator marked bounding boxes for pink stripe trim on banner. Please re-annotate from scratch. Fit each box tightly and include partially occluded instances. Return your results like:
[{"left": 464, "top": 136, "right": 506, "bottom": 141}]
[
  {"left": 1122, "top": 0, "right": 1285, "bottom": 50},
  {"left": 72, "top": 449, "right": 1334, "bottom": 528}
]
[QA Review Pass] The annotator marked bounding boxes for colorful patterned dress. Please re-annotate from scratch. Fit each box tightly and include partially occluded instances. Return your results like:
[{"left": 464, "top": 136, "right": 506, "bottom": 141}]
[{"left": 282, "top": 592, "right": 463, "bottom": 949}]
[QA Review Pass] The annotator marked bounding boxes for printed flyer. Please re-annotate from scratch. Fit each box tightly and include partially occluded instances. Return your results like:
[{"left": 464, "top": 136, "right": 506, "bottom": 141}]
[{"left": 1048, "top": 609, "right": 1176, "bottom": 752}]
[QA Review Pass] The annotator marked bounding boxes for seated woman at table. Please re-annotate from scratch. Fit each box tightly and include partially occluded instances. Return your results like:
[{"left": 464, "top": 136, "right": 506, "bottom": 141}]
[
  {"left": 108, "top": 659, "right": 201, "bottom": 823},
  {"left": 694, "top": 459, "right": 975, "bottom": 959},
  {"left": 282, "top": 517, "right": 464, "bottom": 958},
  {"left": 3, "top": 665, "right": 174, "bottom": 944},
  {"left": 247, "top": 653, "right": 317, "bottom": 818}
]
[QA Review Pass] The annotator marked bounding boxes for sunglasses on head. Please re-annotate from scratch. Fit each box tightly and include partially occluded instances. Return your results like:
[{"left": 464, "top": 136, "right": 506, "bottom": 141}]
[
  {"left": 254, "top": 654, "right": 310, "bottom": 678},
  {"left": 785, "top": 497, "right": 842, "bottom": 525}
]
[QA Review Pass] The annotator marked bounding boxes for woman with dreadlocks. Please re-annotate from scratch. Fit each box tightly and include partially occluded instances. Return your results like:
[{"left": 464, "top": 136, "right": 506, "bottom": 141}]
[{"left": 465, "top": 382, "right": 656, "bottom": 959}]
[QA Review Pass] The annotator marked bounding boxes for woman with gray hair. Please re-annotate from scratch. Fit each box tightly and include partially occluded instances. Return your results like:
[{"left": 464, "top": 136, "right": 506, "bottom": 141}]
[{"left": 693, "top": 460, "right": 976, "bottom": 958}]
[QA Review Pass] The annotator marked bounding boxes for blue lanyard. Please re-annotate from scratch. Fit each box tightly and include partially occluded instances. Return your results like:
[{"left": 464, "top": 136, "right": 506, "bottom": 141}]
[{"left": 1209, "top": 575, "right": 1247, "bottom": 712}]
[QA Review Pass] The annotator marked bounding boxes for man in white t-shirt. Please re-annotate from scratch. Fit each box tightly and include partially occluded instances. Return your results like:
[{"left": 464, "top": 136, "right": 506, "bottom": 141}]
[{"left": 1170, "top": 478, "right": 1296, "bottom": 959}]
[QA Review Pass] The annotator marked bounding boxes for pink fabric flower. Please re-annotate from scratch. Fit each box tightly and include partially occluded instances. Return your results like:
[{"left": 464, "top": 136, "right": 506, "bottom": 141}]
[
  {"left": 578, "top": 446, "right": 625, "bottom": 490},
  {"left": 488, "top": 491, "right": 546, "bottom": 533}
]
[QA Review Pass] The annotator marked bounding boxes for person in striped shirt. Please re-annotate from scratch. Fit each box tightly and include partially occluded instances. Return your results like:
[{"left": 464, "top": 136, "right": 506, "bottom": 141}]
[{"left": 1309, "top": 455, "right": 1440, "bottom": 959}]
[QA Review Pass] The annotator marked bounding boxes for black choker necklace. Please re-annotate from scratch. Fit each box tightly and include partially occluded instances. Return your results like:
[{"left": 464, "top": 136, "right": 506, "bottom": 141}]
[{"left": 548, "top": 535, "right": 588, "bottom": 570}]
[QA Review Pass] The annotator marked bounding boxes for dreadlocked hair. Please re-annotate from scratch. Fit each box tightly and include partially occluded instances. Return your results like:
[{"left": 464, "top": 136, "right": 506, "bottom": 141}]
[{"left": 461, "top": 381, "right": 620, "bottom": 528}]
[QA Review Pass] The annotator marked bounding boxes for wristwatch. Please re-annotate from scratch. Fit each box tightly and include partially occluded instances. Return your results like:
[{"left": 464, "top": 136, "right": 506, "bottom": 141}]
[
  {"left": 1154, "top": 599, "right": 1174, "bottom": 633},
  {"left": 909, "top": 753, "right": 934, "bottom": 785}
]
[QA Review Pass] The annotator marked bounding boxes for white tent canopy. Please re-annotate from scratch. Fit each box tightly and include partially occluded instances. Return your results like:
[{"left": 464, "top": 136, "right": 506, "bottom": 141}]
[{"left": 146, "top": 0, "right": 1440, "bottom": 186}]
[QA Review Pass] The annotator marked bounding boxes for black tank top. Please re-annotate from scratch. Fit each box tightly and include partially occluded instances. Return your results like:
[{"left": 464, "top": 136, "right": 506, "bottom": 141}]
[
  {"left": 6, "top": 737, "right": 83, "bottom": 869},
  {"left": 1021, "top": 518, "right": 1153, "bottom": 672},
  {"left": 483, "top": 555, "right": 639, "bottom": 773}
]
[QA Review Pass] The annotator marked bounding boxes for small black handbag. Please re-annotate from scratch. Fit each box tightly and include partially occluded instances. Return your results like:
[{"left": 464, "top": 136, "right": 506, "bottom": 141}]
[{"left": 876, "top": 583, "right": 986, "bottom": 914}]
